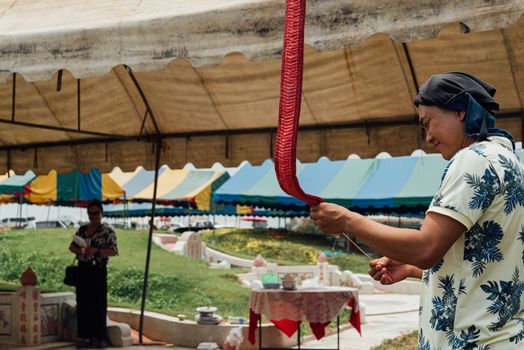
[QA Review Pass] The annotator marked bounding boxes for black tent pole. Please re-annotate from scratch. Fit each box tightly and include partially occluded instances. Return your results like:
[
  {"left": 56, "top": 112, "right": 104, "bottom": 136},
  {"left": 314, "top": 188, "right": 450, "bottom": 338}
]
[{"left": 138, "top": 139, "right": 162, "bottom": 343}]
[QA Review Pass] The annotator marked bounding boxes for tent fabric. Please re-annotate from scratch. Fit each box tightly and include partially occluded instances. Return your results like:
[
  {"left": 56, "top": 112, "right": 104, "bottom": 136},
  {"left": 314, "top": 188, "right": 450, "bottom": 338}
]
[
  {"left": 0, "top": 170, "right": 36, "bottom": 203},
  {"left": 25, "top": 169, "right": 125, "bottom": 205},
  {"left": 0, "top": 2, "right": 523, "bottom": 172},
  {"left": 103, "top": 202, "right": 248, "bottom": 218},
  {"left": 2, "top": 0, "right": 521, "bottom": 83},
  {"left": 108, "top": 166, "right": 230, "bottom": 211},
  {"left": 214, "top": 153, "right": 449, "bottom": 213},
  {"left": 0, "top": 170, "right": 36, "bottom": 194}
]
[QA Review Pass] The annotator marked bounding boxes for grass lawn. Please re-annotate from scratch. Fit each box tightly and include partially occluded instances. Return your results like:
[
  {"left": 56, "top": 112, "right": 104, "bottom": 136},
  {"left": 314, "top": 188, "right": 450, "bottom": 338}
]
[
  {"left": 201, "top": 228, "right": 371, "bottom": 273},
  {"left": 0, "top": 227, "right": 371, "bottom": 327},
  {"left": 0, "top": 228, "right": 250, "bottom": 318},
  {"left": 0, "top": 280, "right": 18, "bottom": 291},
  {"left": 370, "top": 331, "right": 418, "bottom": 350}
]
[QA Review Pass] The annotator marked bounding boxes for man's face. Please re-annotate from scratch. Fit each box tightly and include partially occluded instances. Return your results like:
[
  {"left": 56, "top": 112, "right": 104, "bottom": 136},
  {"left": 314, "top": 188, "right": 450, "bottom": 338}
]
[{"left": 417, "top": 105, "right": 468, "bottom": 160}]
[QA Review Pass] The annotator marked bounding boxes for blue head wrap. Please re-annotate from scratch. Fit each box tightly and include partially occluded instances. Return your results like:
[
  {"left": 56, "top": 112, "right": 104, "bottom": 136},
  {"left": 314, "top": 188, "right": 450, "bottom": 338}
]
[{"left": 414, "top": 72, "right": 514, "bottom": 148}]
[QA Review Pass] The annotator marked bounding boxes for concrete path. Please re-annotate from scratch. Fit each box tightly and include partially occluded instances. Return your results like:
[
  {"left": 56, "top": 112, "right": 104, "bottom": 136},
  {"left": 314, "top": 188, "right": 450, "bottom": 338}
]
[{"left": 301, "top": 293, "right": 420, "bottom": 350}]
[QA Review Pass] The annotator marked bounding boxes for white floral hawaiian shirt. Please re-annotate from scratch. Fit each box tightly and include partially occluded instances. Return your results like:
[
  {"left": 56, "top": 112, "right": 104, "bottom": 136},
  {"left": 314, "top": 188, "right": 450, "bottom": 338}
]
[{"left": 419, "top": 136, "right": 524, "bottom": 349}]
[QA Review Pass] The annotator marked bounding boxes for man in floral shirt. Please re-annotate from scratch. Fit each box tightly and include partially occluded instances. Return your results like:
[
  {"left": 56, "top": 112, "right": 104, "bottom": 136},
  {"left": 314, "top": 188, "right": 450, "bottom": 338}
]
[{"left": 310, "top": 72, "right": 524, "bottom": 349}]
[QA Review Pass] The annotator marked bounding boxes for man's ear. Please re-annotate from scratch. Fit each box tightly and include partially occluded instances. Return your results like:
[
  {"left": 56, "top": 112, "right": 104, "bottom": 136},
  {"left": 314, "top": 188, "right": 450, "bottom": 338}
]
[{"left": 457, "top": 111, "right": 466, "bottom": 121}]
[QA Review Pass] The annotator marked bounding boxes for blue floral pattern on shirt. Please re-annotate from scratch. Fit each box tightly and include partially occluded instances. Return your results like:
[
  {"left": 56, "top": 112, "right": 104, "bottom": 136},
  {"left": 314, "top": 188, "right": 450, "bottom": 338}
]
[
  {"left": 464, "top": 221, "right": 503, "bottom": 277},
  {"left": 499, "top": 154, "right": 524, "bottom": 214},
  {"left": 423, "top": 259, "right": 443, "bottom": 285},
  {"left": 423, "top": 138, "right": 524, "bottom": 348},
  {"left": 430, "top": 275, "right": 466, "bottom": 332},
  {"left": 446, "top": 325, "right": 488, "bottom": 350},
  {"left": 481, "top": 268, "right": 524, "bottom": 333},
  {"left": 418, "top": 328, "right": 431, "bottom": 350},
  {"left": 464, "top": 167, "right": 499, "bottom": 210},
  {"left": 519, "top": 226, "right": 524, "bottom": 265}
]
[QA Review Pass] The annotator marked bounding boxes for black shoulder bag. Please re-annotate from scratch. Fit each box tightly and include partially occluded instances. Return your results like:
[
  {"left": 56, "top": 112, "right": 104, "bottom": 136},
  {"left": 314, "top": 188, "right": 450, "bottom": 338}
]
[{"left": 64, "top": 256, "right": 79, "bottom": 287}]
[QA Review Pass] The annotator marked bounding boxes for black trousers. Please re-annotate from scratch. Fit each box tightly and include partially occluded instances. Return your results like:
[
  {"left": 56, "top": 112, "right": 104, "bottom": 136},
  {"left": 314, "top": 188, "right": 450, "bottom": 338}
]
[{"left": 76, "top": 261, "right": 107, "bottom": 340}]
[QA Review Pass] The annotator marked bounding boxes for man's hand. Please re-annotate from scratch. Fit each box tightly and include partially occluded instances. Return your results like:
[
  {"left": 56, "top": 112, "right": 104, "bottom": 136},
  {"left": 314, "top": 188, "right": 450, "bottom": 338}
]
[
  {"left": 368, "top": 257, "right": 416, "bottom": 285},
  {"left": 310, "top": 202, "right": 358, "bottom": 235}
]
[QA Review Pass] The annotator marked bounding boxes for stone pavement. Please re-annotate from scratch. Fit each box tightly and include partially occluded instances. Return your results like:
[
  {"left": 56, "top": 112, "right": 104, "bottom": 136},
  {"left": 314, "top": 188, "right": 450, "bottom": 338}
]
[
  {"left": 301, "top": 293, "right": 420, "bottom": 350},
  {"left": 25, "top": 293, "right": 419, "bottom": 350}
]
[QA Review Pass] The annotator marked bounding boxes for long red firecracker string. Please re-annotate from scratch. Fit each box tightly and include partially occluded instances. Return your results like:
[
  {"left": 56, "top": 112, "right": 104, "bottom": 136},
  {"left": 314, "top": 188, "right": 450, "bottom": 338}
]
[
  {"left": 274, "top": 0, "right": 322, "bottom": 206},
  {"left": 274, "top": 0, "right": 373, "bottom": 262}
]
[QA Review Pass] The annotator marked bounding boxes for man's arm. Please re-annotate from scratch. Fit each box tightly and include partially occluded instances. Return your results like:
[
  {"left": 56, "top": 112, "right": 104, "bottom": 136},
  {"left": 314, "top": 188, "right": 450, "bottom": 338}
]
[{"left": 311, "top": 203, "right": 466, "bottom": 269}]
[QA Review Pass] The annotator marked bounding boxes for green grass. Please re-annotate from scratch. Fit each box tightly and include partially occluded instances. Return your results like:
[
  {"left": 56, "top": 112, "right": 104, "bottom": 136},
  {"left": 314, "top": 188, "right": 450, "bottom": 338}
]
[
  {"left": 0, "top": 227, "right": 371, "bottom": 322},
  {"left": 0, "top": 228, "right": 250, "bottom": 318},
  {"left": 371, "top": 331, "right": 418, "bottom": 350},
  {"left": 0, "top": 280, "right": 18, "bottom": 291},
  {"left": 201, "top": 228, "right": 371, "bottom": 273}
]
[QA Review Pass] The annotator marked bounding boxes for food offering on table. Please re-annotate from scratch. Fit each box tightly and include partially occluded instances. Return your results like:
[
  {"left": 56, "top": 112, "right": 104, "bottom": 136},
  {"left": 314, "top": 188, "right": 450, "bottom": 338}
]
[
  {"left": 195, "top": 306, "right": 223, "bottom": 325},
  {"left": 260, "top": 272, "right": 281, "bottom": 289},
  {"left": 281, "top": 273, "right": 297, "bottom": 290}
]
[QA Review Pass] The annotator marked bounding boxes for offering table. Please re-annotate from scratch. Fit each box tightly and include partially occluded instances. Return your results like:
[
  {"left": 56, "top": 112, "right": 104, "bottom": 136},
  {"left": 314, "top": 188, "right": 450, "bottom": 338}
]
[{"left": 248, "top": 286, "right": 361, "bottom": 350}]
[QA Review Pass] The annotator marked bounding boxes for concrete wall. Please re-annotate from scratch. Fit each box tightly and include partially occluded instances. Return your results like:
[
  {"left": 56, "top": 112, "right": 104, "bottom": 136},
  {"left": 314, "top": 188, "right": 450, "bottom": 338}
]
[
  {"left": 356, "top": 274, "right": 422, "bottom": 295},
  {"left": 108, "top": 307, "right": 296, "bottom": 349},
  {"left": 0, "top": 292, "right": 16, "bottom": 345},
  {"left": 0, "top": 291, "right": 75, "bottom": 346},
  {"left": 206, "top": 247, "right": 254, "bottom": 268},
  {"left": 40, "top": 292, "right": 76, "bottom": 343}
]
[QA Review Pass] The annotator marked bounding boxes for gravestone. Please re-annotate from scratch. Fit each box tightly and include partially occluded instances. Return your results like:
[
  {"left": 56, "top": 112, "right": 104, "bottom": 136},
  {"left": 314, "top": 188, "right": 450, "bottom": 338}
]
[{"left": 182, "top": 231, "right": 203, "bottom": 259}]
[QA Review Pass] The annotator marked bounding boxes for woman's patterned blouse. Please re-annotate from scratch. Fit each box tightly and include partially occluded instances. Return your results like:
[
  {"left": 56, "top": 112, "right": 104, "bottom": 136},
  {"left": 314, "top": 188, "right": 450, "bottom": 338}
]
[{"left": 69, "top": 223, "right": 118, "bottom": 265}]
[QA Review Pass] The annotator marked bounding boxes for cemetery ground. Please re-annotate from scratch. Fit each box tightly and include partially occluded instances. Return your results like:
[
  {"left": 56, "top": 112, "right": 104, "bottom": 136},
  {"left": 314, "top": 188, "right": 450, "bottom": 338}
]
[
  {"left": 0, "top": 228, "right": 417, "bottom": 349},
  {"left": 0, "top": 228, "right": 369, "bottom": 318}
]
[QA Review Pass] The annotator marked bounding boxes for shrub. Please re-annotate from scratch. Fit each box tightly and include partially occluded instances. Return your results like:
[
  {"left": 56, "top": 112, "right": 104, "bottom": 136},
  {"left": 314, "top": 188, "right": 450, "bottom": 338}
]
[{"left": 0, "top": 246, "right": 65, "bottom": 291}]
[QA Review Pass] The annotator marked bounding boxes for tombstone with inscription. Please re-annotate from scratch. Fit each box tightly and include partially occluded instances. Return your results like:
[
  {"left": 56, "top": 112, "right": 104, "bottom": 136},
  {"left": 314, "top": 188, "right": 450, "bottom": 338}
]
[{"left": 16, "top": 268, "right": 41, "bottom": 346}]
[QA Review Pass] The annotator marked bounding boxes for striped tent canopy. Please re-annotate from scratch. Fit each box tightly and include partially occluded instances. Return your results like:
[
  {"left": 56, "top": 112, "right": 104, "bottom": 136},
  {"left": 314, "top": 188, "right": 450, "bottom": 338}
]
[
  {"left": 0, "top": 170, "right": 36, "bottom": 203},
  {"left": 103, "top": 202, "right": 248, "bottom": 218},
  {"left": 108, "top": 165, "right": 230, "bottom": 211},
  {"left": 214, "top": 152, "right": 449, "bottom": 214},
  {"left": 24, "top": 169, "right": 124, "bottom": 206}
]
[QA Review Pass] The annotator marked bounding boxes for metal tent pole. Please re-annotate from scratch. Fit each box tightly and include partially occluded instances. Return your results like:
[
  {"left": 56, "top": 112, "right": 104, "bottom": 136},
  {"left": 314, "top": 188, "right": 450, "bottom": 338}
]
[
  {"left": 123, "top": 194, "right": 128, "bottom": 228},
  {"left": 138, "top": 140, "right": 162, "bottom": 343}
]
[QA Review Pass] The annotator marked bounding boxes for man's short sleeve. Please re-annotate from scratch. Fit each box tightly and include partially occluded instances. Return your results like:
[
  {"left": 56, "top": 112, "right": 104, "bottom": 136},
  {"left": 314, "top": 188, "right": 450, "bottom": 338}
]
[{"left": 427, "top": 149, "right": 500, "bottom": 230}]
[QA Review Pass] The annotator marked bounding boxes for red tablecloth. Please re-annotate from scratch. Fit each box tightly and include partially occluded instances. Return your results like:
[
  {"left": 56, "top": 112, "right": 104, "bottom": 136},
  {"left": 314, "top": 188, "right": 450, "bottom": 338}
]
[{"left": 248, "top": 287, "right": 361, "bottom": 344}]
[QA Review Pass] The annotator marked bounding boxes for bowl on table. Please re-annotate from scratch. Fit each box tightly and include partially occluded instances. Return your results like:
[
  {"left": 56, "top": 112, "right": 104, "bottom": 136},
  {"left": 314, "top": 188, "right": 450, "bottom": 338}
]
[
  {"left": 261, "top": 272, "right": 281, "bottom": 289},
  {"left": 281, "top": 273, "right": 297, "bottom": 290}
]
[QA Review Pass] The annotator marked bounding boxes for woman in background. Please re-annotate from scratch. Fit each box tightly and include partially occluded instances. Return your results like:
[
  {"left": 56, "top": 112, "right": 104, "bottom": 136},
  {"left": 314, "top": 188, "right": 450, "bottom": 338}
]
[{"left": 69, "top": 200, "right": 118, "bottom": 349}]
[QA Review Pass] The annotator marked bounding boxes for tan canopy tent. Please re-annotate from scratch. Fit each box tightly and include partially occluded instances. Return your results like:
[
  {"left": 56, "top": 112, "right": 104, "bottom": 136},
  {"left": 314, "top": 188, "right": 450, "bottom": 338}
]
[
  {"left": 1, "top": 0, "right": 524, "bottom": 341},
  {"left": 1, "top": 0, "right": 524, "bottom": 174}
]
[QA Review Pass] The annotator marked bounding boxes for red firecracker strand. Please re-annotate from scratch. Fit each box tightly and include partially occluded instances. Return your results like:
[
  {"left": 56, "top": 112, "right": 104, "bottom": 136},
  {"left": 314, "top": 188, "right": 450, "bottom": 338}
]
[{"left": 274, "top": 0, "right": 323, "bottom": 206}]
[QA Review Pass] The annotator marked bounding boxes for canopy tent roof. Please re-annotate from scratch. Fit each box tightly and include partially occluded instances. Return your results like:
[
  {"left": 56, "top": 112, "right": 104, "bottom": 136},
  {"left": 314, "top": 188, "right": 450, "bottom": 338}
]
[
  {"left": 0, "top": 170, "right": 36, "bottom": 203},
  {"left": 103, "top": 202, "right": 249, "bottom": 218},
  {"left": 0, "top": 1, "right": 524, "bottom": 173},
  {"left": 108, "top": 166, "right": 230, "bottom": 210},
  {"left": 214, "top": 153, "right": 449, "bottom": 213},
  {"left": 24, "top": 169, "right": 125, "bottom": 206}
]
